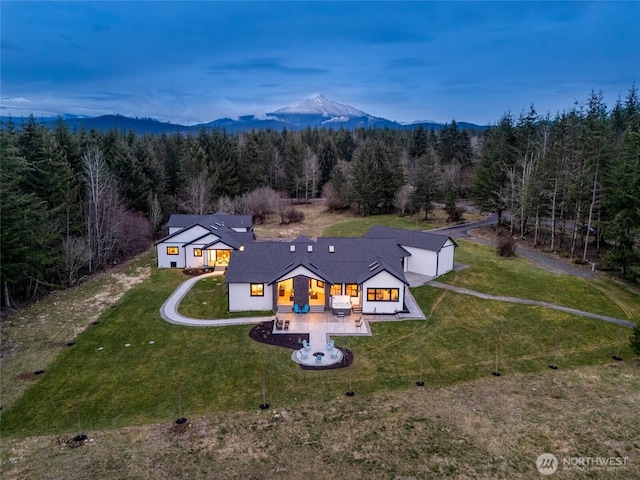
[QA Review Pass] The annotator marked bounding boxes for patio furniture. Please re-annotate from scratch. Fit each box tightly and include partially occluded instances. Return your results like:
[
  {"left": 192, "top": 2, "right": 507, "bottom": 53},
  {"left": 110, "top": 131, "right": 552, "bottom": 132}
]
[
  {"left": 275, "top": 318, "right": 283, "bottom": 329},
  {"left": 302, "top": 339, "right": 311, "bottom": 351},
  {"left": 330, "top": 350, "right": 339, "bottom": 359},
  {"left": 315, "top": 354, "right": 323, "bottom": 363},
  {"left": 301, "top": 304, "right": 309, "bottom": 314},
  {"left": 300, "top": 350, "right": 309, "bottom": 359},
  {"left": 355, "top": 316, "right": 363, "bottom": 328},
  {"left": 284, "top": 319, "right": 290, "bottom": 330},
  {"left": 326, "top": 339, "right": 335, "bottom": 350},
  {"left": 293, "top": 304, "right": 301, "bottom": 314}
]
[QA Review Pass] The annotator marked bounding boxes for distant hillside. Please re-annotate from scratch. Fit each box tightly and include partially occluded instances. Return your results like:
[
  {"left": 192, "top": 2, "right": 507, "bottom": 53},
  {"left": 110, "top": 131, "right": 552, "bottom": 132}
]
[{"left": 1, "top": 95, "right": 488, "bottom": 134}]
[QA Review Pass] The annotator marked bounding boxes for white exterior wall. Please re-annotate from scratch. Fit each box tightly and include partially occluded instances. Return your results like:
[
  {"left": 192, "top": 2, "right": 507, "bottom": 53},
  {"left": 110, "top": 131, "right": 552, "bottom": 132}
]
[
  {"left": 402, "top": 245, "right": 438, "bottom": 277},
  {"left": 184, "top": 245, "right": 206, "bottom": 268},
  {"left": 156, "top": 226, "right": 219, "bottom": 268},
  {"left": 228, "top": 283, "right": 273, "bottom": 312},
  {"left": 168, "top": 227, "right": 182, "bottom": 235},
  {"left": 361, "top": 270, "right": 405, "bottom": 314},
  {"left": 437, "top": 240, "right": 456, "bottom": 275},
  {"left": 157, "top": 242, "right": 186, "bottom": 268}
]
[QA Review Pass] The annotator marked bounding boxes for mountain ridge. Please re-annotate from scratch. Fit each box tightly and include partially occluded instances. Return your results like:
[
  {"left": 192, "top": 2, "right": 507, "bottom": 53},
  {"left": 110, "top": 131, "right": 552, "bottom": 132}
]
[{"left": 1, "top": 95, "right": 488, "bottom": 134}]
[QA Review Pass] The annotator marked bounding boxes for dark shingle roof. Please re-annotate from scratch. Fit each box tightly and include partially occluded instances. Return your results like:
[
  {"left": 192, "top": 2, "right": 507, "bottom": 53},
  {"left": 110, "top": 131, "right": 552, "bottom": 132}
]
[
  {"left": 364, "top": 225, "right": 457, "bottom": 251},
  {"left": 167, "top": 213, "right": 253, "bottom": 230},
  {"left": 225, "top": 237, "right": 408, "bottom": 285},
  {"left": 155, "top": 224, "right": 253, "bottom": 249}
]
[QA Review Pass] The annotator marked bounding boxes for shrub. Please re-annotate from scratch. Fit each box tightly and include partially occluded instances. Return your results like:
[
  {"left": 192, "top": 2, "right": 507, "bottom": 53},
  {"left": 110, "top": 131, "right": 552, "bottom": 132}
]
[
  {"left": 444, "top": 191, "right": 465, "bottom": 223},
  {"left": 630, "top": 325, "right": 640, "bottom": 356},
  {"left": 496, "top": 233, "right": 518, "bottom": 257},
  {"left": 287, "top": 208, "right": 305, "bottom": 224}
]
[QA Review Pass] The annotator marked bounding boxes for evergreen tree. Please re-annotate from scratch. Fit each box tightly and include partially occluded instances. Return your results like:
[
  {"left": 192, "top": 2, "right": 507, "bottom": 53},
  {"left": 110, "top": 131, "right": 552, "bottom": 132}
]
[
  {"left": 472, "top": 113, "right": 517, "bottom": 224},
  {"left": 411, "top": 151, "right": 441, "bottom": 219}
]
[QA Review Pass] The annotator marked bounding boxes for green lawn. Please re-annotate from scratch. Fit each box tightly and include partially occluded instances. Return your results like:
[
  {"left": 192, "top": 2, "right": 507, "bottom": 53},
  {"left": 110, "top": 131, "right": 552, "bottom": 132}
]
[
  {"left": 178, "top": 276, "right": 271, "bottom": 319},
  {"left": 1, "top": 259, "right": 634, "bottom": 437},
  {"left": 322, "top": 213, "right": 436, "bottom": 237},
  {"left": 441, "top": 239, "right": 640, "bottom": 322}
]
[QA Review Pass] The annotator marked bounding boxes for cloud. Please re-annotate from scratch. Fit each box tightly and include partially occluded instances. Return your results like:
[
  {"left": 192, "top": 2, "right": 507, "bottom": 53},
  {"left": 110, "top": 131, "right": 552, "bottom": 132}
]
[
  {"left": 2, "top": 97, "right": 31, "bottom": 103},
  {"left": 208, "top": 58, "right": 330, "bottom": 76}
]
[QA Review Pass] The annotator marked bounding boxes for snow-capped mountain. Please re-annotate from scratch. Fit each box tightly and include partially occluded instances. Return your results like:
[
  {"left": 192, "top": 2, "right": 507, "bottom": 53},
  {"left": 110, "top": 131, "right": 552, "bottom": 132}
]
[
  {"left": 271, "top": 94, "right": 368, "bottom": 118},
  {"left": 5, "top": 94, "right": 487, "bottom": 134}
]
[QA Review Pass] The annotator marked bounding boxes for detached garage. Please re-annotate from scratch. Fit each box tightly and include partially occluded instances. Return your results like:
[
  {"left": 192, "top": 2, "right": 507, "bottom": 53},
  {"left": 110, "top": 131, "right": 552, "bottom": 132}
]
[{"left": 364, "top": 226, "right": 457, "bottom": 278}]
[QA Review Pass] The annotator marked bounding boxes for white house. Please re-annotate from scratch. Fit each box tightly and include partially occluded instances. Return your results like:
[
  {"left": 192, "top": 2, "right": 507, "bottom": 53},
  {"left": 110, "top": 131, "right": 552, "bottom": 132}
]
[
  {"left": 156, "top": 218, "right": 457, "bottom": 314},
  {"left": 155, "top": 213, "right": 254, "bottom": 269},
  {"left": 224, "top": 234, "right": 440, "bottom": 314}
]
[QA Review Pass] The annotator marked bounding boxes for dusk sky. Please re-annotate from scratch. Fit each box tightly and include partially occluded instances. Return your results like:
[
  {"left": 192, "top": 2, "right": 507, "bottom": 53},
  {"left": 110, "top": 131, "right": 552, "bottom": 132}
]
[{"left": 1, "top": 1, "right": 638, "bottom": 125}]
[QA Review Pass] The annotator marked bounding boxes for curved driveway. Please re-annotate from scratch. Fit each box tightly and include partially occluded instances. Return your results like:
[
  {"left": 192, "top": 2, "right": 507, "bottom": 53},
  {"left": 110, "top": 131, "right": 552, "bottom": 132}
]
[{"left": 160, "top": 272, "right": 269, "bottom": 327}]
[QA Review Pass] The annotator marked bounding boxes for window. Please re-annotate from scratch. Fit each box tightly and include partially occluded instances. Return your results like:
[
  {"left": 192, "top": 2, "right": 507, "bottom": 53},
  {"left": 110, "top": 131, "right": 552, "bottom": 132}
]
[
  {"left": 250, "top": 283, "right": 264, "bottom": 296},
  {"left": 193, "top": 248, "right": 202, "bottom": 257},
  {"left": 330, "top": 284, "right": 342, "bottom": 296},
  {"left": 167, "top": 246, "right": 179, "bottom": 255},
  {"left": 366, "top": 288, "right": 399, "bottom": 302},
  {"left": 316, "top": 280, "right": 325, "bottom": 289},
  {"left": 345, "top": 284, "right": 358, "bottom": 297}
]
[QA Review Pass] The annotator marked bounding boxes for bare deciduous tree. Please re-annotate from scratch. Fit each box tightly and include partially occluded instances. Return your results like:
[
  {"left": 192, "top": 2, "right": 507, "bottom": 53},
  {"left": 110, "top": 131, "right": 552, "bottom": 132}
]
[
  {"left": 181, "top": 173, "right": 212, "bottom": 215},
  {"left": 81, "top": 147, "right": 121, "bottom": 272},
  {"left": 60, "top": 236, "right": 92, "bottom": 286},
  {"left": 394, "top": 184, "right": 414, "bottom": 216}
]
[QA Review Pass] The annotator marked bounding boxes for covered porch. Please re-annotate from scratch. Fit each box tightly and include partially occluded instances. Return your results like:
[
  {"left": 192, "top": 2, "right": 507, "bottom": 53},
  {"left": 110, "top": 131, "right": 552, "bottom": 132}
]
[{"left": 274, "top": 276, "right": 328, "bottom": 311}]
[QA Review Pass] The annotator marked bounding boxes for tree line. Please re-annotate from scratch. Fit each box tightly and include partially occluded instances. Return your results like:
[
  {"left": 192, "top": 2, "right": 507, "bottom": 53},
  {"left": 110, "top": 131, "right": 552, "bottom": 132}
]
[
  {"left": 1, "top": 86, "right": 638, "bottom": 306},
  {"left": 473, "top": 89, "right": 639, "bottom": 278}
]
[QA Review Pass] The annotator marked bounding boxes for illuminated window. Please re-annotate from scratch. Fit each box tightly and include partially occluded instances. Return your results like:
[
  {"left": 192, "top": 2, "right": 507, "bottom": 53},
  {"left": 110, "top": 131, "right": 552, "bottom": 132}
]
[
  {"left": 366, "top": 288, "right": 399, "bottom": 302},
  {"left": 345, "top": 284, "right": 358, "bottom": 297},
  {"left": 250, "top": 283, "right": 264, "bottom": 296},
  {"left": 330, "top": 284, "right": 342, "bottom": 296},
  {"left": 167, "top": 246, "right": 179, "bottom": 255},
  {"left": 316, "top": 280, "right": 325, "bottom": 289},
  {"left": 193, "top": 248, "right": 202, "bottom": 257}
]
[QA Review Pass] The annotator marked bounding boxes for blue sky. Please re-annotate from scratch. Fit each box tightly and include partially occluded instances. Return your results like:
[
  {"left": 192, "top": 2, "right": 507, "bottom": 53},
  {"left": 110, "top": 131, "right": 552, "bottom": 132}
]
[{"left": 1, "top": 1, "right": 638, "bottom": 125}]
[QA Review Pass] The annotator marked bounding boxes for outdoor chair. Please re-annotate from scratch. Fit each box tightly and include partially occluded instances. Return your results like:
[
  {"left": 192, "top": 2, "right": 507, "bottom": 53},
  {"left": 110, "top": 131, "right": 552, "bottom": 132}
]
[
  {"left": 302, "top": 339, "right": 311, "bottom": 351},
  {"left": 300, "top": 351, "right": 309, "bottom": 359},
  {"left": 355, "top": 316, "right": 363, "bottom": 328},
  {"left": 284, "top": 319, "right": 290, "bottom": 330},
  {"left": 301, "top": 304, "right": 309, "bottom": 314},
  {"left": 330, "top": 350, "right": 339, "bottom": 359},
  {"left": 293, "top": 304, "right": 301, "bottom": 314},
  {"left": 275, "top": 318, "right": 283, "bottom": 330},
  {"left": 326, "top": 339, "right": 335, "bottom": 350}
]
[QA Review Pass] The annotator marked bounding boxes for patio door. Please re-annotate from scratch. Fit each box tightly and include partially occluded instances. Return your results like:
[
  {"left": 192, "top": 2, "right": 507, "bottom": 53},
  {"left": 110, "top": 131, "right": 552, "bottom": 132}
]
[{"left": 216, "top": 250, "right": 230, "bottom": 266}]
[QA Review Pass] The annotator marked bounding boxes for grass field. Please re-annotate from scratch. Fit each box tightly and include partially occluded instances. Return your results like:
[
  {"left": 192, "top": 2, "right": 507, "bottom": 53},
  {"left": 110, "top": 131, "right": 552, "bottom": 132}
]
[
  {"left": 442, "top": 240, "right": 640, "bottom": 321},
  {"left": 1, "top": 206, "right": 638, "bottom": 479},
  {"left": 2, "top": 361, "right": 638, "bottom": 479}
]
